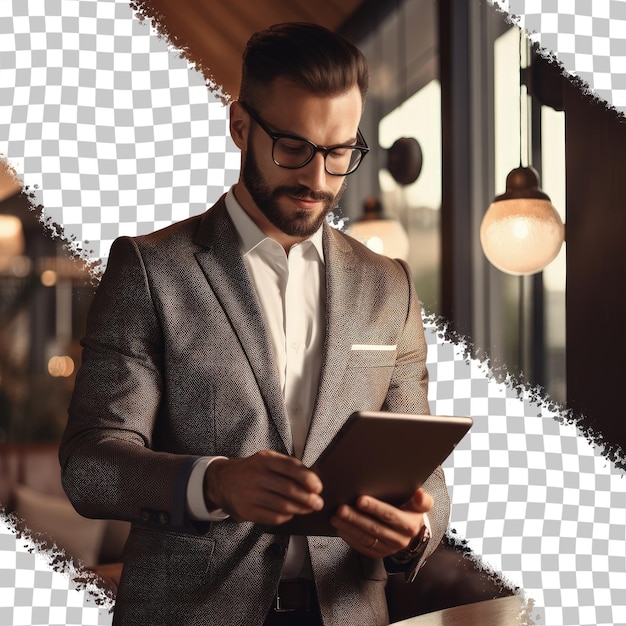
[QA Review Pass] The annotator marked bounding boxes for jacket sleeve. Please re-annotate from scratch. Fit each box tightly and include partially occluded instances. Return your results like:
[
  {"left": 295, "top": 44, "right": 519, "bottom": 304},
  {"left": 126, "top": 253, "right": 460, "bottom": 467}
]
[
  {"left": 59, "top": 236, "right": 200, "bottom": 532},
  {"left": 382, "top": 259, "right": 451, "bottom": 579}
]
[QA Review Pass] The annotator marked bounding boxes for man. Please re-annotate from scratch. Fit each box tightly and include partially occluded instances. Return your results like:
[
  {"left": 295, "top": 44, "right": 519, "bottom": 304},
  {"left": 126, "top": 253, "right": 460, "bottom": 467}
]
[{"left": 60, "top": 22, "right": 450, "bottom": 626}]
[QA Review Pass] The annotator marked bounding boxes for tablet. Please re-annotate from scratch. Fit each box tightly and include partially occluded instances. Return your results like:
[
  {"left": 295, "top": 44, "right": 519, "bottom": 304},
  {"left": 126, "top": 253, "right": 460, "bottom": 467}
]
[{"left": 271, "top": 411, "right": 472, "bottom": 536}]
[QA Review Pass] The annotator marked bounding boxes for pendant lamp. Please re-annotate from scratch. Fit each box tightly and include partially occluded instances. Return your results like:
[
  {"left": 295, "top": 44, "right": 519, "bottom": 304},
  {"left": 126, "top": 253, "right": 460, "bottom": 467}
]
[
  {"left": 348, "top": 197, "right": 410, "bottom": 261},
  {"left": 480, "top": 165, "right": 564, "bottom": 275},
  {"left": 480, "top": 31, "right": 564, "bottom": 276}
]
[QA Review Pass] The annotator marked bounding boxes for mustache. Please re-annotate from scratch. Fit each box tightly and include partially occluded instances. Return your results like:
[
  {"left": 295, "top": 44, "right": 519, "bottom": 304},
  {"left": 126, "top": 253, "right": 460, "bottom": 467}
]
[{"left": 273, "top": 185, "right": 335, "bottom": 204}]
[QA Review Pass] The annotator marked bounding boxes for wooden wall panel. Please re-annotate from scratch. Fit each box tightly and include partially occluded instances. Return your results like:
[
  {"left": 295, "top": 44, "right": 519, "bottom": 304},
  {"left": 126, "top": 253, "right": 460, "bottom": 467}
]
[
  {"left": 133, "top": 0, "right": 365, "bottom": 99},
  {"left": 564, "top": 78, "right": 626, "bottom": 462}
]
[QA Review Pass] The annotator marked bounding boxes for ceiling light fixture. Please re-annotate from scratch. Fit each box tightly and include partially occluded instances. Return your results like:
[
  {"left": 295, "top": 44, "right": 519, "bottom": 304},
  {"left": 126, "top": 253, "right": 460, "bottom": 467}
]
[
  {"left": 348, "top": 196, "right": 410, "bottom": 261},
  {"left": 480, "top": 29, "right": 564, "bottom": 276}
]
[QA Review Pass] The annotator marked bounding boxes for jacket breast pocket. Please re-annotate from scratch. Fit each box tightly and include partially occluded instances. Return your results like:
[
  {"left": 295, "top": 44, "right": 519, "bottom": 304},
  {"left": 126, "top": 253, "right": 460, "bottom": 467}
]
[
  {"left": 347, "top": 348, "right": 397, "bottom": 368},
  {"left": 343, "top": 348, "right": 397, "bottom": 408}
]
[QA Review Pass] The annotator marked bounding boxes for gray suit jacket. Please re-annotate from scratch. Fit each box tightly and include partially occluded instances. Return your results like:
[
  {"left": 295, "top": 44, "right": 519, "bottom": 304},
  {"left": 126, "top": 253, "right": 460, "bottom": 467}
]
[{"left": 60, "top": 196, "right": 450, "bottom": 625}]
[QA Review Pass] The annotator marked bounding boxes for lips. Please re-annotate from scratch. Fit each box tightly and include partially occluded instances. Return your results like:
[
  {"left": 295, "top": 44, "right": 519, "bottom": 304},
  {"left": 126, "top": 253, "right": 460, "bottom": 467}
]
[{"left": 288, "top": 195, "right": 323, "bottom": 210}]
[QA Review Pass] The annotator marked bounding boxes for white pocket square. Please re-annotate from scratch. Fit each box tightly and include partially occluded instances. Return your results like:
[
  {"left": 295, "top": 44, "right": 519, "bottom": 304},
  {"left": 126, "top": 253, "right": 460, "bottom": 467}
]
[{"left": 350, "top": 344, "right": 397, "bottom": 351}]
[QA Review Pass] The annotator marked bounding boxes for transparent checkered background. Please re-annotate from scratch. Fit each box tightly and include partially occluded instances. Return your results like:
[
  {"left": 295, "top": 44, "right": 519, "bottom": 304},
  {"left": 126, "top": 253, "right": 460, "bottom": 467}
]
[
  {"left": 0, "top": 0, "right": 240, "bottom": 264},
  {"left": 492, "top": 0, "right": 626, "bottom": 111},
  {"left": 2, "top": 1, "right": 626, "bottom": 625},
  {"left": 0, "top": 516, "right": 113, "bottom": 625},
  {"left": 425, "top": 321, "right": 626, "bottom": 626}
]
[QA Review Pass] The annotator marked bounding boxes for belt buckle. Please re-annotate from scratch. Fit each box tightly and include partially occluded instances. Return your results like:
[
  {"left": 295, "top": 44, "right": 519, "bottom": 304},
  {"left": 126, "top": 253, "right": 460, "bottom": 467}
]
[
  {"left": 274, "top": 591, "right": 296, "bottom": 613},
  {"left": 273, "top": 580, "right": 311, "bottom": 613}
]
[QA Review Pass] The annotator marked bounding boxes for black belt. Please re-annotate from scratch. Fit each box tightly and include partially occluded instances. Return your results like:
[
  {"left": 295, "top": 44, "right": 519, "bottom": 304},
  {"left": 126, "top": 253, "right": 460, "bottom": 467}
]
[{"left": 271, "top": 579, "right": 316, "bottom": 613}]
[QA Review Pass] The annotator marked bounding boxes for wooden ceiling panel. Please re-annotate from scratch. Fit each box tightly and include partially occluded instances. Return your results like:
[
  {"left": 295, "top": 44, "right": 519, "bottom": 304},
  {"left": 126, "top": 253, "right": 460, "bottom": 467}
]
[{"left": 134, "top": 0, "right": 366, "bottom": 100}]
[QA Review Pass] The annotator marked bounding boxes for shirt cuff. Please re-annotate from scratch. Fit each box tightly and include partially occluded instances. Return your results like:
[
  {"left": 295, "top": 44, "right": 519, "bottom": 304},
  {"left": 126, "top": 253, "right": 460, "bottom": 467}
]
[{"left": 186, "top": 456, "right": 230, "bottom": 521}]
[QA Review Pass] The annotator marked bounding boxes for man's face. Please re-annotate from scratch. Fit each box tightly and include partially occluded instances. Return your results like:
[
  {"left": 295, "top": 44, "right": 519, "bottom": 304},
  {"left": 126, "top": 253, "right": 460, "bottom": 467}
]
[
  {"left": 232, "top": 78, "right": 363, "bottom": 245},
  {"left": 242, "top": 130, "right": 348, "bottom": 240}
]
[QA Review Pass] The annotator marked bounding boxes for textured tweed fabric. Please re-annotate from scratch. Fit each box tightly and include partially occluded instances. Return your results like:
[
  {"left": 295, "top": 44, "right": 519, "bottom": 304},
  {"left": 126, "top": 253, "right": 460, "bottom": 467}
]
[{"left": 59, "top": 196, "right": 450, "bottom": 626}]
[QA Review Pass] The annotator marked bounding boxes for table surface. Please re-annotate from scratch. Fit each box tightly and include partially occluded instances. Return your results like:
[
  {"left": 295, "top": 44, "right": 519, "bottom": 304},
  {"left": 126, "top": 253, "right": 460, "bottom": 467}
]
[{"left": 392, "top": 595, "right": 536, "bottom": 626}]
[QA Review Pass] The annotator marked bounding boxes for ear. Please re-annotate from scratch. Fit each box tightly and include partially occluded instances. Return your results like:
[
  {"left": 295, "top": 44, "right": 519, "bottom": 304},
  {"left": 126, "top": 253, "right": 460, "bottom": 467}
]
[{"left": 229, "top": 101, "right": 249, "bottom": 151}]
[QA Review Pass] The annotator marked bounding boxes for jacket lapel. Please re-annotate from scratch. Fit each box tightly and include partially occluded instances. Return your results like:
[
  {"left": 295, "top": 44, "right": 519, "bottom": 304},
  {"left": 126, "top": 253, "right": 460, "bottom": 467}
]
[
  {"left": 301, "top": 224, "right": 360, "bottom": 466},
  {"left": 192, "top": 198, "right": 292, "bottom": 454}
]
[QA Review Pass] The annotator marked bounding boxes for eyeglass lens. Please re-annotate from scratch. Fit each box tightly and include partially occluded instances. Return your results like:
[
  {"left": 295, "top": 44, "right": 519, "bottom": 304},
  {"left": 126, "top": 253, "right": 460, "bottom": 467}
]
[{"left": 273, "top": 137, "right": 364, "bottom": 175}]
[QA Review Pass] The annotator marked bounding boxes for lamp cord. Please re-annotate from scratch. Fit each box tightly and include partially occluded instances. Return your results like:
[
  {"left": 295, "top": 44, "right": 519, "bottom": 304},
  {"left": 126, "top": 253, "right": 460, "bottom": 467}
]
[{"left": 518, "top": 26, "right": 523, "bottom": 168}]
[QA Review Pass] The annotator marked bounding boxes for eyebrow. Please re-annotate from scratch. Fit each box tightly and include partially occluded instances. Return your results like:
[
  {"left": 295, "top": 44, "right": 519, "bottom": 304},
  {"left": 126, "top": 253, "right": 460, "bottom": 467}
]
[
  {"left": 286, "top": 131, "right": 359, "bottom": 148},
  {"left": 277, "top": 128, "right": 360, "bottom": 148},
  {"left": 262, "top": 117, "right": 359, "bottom": 147},
  {"left": 244, "top": 102, "right": 362, "bottom": 148}
]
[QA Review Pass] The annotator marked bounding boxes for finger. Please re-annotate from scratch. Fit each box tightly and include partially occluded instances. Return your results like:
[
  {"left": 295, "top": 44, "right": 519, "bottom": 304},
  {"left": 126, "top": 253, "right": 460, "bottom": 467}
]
[
  {"left": 247, "top": 487, "right": 323, "bottom": 517},
  {"left": 330, "top": 505, "right": 393, "bottom": 555},
  {"left": 257, "top": 455, "right": 324, "bottom": 509},
  {"left": 355, "top": 496, "right": 422, "bottom": 537},
  {"left": 331, "top": 505, "right": 388, "bottom": 545},
  {"left": 221, "top": 458, "right": 323, "bottom": 513},
  {"left": 256, "top": 473, "right": 324, "bottom": 512},
  {"left": 332, "top": 498, "right": 426, "bottom": 556},
  {"left": 402, "top": 488, "right": 434, "bottom": 513},
  {"left": 224, "top": 474, "right": 323, "bottom": 523},
  {"left": 258, "top": 451, "right": 323, "bottom": 494},
  {"left": 227, "top": 452, "right": 321, "bottom": 500},
  {"left": 206, "top": 454, "right": 322, "bottom": 521}
]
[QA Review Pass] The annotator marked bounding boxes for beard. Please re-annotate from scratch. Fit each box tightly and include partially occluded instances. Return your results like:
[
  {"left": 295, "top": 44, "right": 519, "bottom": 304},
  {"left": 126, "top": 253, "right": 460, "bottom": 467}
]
[{"left": 242, "top": 140, "right": 347, "bottom": 239}]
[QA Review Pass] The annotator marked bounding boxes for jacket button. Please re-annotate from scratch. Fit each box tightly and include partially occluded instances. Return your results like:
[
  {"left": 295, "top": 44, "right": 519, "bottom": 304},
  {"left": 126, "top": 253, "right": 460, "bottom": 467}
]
[
  {"left": 140, "top": 509, "right": 151, "bottom": 522},
  {"left": 158, "top": 512, "right": 170, "bottom": 525},
  {"left": 266, "top": 542, "right": 284, "bottom": 559}
]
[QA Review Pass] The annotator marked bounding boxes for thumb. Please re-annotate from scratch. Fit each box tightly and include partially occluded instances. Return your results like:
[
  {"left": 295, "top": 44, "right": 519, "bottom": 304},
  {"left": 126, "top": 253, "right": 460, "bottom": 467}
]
[{"left": 403, "top": 488, "right": 434, "bottom": 513}]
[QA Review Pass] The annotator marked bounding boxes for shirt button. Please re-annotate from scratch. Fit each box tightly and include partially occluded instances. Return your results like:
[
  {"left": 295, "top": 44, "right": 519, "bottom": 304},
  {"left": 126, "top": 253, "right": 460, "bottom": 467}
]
[{"left": 158, "top": 512, "right": 170, "bottom": 525}]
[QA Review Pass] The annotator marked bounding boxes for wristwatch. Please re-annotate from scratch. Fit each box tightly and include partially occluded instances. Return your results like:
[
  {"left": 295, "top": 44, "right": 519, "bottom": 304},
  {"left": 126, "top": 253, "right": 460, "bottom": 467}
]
[{"left": 392, "top": 523, "right": 431, "bottom": 564}]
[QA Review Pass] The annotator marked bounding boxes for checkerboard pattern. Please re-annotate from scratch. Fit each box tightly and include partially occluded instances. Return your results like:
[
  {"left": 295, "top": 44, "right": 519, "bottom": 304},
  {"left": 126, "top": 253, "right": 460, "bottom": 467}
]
[
  {"left": 492, "top": 0, "right": 626, "bottom": 113},
  {"left": 2, "top": 1, "right": 626, "bottom": 625},
  {"left": 424, "top": 319, "right": 626, "bottom": 626},
  {"left": 0, "top": 0, "right": 239, "bottom": 265},
  {"left": 0, "top": 516, "right": 113, "bottom": 625}
]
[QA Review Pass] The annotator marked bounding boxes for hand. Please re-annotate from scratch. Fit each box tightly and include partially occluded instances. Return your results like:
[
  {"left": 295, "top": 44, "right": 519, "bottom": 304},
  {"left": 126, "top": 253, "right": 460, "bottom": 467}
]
[
  {"left": 330, "top": 488, "right": 433, "bottom": 558},
  {"left": 204, "top": 450, "right": 324, "bottom": 525}
]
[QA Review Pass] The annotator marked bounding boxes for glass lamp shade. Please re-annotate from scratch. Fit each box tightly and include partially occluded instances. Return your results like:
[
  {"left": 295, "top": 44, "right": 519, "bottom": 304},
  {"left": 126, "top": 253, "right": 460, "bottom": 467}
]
[
  {"left": 347, "top": 219, "right": 410, "bottom": 261},
  {"left": 0, "top": 214, "right": 25, "bottom": 272},
  {"left": 480, "top": 166, "right": 565, "bottom": 275},
  {"left": 480, "top": 197, "right": 564, "bottom": 275}
]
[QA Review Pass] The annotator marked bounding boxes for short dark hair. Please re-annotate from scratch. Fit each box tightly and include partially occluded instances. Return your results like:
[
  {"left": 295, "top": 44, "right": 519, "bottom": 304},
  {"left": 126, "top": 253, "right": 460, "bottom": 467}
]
[{"left": 239, "top": 22, "right": 369, "bottom": 106}]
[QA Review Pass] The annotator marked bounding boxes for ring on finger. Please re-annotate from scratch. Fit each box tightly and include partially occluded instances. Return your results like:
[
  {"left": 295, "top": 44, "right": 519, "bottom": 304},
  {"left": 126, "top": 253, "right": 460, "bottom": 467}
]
[{"left": 368, "top": 537, "right": 379, "bottom": 549}]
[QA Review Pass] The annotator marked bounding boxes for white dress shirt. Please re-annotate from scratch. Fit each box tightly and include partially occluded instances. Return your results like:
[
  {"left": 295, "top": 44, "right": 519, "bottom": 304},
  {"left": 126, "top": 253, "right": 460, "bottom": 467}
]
[
  {"left": 228, "top": 193, "right": 326, "bottom": 459},
  {"left": 187, "top": 187, "right": 325, "bottom": 578}
]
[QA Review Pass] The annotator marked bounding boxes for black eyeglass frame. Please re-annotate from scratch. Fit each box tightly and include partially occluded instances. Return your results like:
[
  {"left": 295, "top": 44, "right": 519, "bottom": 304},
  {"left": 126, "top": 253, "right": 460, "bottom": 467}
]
[{"left": 240, "top": 101, "right": 369, "bottom": 176}]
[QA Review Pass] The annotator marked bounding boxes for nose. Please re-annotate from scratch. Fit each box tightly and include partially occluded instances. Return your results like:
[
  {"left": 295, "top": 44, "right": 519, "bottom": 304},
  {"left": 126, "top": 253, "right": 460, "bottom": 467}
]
[{"left": 297, "top": 151, "right": 328, "bottom": 192}]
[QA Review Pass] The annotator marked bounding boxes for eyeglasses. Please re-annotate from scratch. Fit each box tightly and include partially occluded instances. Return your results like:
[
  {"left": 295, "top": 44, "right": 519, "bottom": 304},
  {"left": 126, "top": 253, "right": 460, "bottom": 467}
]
[{"left": 240, "top": 102, "right": 369, "bottom": 176}]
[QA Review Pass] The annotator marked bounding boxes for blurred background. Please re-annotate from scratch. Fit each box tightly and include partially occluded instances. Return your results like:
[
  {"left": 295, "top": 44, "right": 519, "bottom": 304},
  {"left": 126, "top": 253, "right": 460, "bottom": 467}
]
[
  {"left": 0, "top": 166, "right": 94, "bottom": 444},
  {"left": 1, "top": 0, "right": 572, "bottom": 447}
]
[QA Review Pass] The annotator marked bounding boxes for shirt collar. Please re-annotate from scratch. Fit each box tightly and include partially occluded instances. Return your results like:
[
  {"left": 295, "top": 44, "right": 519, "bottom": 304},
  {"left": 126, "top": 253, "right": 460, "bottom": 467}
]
[{"left": 224, "top": 187, "right": 325, "bottom": 263}]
